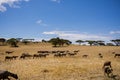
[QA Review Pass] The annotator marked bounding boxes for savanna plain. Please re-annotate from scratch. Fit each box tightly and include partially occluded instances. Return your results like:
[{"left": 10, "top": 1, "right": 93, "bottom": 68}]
[{"left": 0, "top": 43, "right": 120, "bottom": 80}]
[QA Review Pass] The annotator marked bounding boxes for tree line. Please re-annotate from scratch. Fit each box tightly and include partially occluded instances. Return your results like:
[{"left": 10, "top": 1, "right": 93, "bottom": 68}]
[{"left": 0, "top": 38, "right": 120, "bottom": 47}]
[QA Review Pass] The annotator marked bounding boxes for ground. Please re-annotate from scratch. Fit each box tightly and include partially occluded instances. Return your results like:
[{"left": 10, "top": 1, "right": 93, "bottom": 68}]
[{"left": 0, "top": 43, "right": 120, "bottom": 80}]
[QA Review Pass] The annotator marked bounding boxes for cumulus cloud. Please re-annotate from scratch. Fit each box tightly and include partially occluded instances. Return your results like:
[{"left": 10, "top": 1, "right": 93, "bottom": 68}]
[
  {"left": 0, "top": 0, "right": 30, "bottom": 12},
  {"left": 110, "top": 31, "right": 120, "bottom": 34},
  {"left": 42, "top": 30, "right": 110, "bottom": 42},
  {"left": 36, "top": 19, "right": 48, "bottom": 26},
  {"left": 51, "top": 0, "right": 61, "bottom": 3}
]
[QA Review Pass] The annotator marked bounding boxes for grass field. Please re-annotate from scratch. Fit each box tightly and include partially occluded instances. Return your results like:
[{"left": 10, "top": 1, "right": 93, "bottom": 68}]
[{"left": 0, "top": 43, "right": 120, "bottom": 80}]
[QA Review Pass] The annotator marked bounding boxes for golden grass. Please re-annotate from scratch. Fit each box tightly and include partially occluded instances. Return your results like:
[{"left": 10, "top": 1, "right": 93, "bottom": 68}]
[{"left": 0, "top": 43, "right": 120, "bottom": 80}]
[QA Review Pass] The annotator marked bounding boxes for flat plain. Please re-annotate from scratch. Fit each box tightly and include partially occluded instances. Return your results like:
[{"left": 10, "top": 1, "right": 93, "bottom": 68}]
[{"left": 0, "top": 43, "right": 120, "bottom": 80}]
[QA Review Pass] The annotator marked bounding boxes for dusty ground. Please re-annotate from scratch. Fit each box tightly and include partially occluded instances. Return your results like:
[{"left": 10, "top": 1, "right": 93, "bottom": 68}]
[{"left": 0, "top": 43, "right": 120, "bottom": 80}]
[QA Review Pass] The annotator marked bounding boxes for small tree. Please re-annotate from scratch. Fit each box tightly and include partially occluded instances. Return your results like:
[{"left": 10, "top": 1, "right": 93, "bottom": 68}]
[
  {"left": 48, "top": 37, "right": 72, "bottom": 47},
  {"left": 106, "top": 43, "right": 114, "bottom": 46},
  {"left": 42, "top": 39, "right": 47, "bottom": 43},
  {"left": 86, "top": 40, "right": 95, "bottom": 46},
  {"left": 76, "top": 40, "right": 84, "bottom": 45},
  {"left": 111, "top": 39, "right": 120, "bottom": 46},
  {"left": 22, "top": 40, "right": 30, "bottom": 45},
  {"left": 96, "top": 40, "right": 105, "bottom": 46},
  {"left": 7, "top": 38, "right": 19, "bottom": 47},
  {"left": 49, "top": 37, "right": 59, "bottom": 47},
  {"left": 0, "top": 38, "right": 6, "bottom": 46}
]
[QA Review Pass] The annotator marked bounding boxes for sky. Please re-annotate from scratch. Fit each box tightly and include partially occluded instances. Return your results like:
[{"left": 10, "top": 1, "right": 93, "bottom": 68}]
[{"left": 0, "top": 0, "right": 120, "bottom": 43}]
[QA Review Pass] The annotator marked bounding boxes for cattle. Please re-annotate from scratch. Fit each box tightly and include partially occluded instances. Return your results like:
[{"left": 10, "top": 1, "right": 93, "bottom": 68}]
[
  {"left": 0, "top": 70, "right": 19, "bottom": 80},
  {"left": 114, "top": 53, "right": 120, "bottom": 58}
]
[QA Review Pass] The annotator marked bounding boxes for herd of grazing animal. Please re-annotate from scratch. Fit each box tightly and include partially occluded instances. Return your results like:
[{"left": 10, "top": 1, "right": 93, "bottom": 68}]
[
  {"left": 4, "top": 50, "right": 120, "bottom": 61},
  {"left": 4, "top": 50, "right": 79, "bottom": 61},
  {"left": 1, "top": 50, "right": 120, "bottom": 80}
]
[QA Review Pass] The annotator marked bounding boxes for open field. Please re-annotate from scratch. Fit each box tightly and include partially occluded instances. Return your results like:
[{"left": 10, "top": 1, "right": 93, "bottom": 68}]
[{"left": 0, "top": 43, "right": 120, "bottom": 80}]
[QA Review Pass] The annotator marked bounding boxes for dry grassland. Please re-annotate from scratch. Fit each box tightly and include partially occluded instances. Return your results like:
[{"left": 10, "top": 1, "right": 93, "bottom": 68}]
[{"left": 0, "top": 43, "right": 120, "bottom": 80}]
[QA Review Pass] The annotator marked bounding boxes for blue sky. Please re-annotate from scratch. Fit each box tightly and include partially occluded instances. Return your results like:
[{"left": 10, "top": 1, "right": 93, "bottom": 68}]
[{"left": 0, "top": 0, "right": 120, "bottom": 43}]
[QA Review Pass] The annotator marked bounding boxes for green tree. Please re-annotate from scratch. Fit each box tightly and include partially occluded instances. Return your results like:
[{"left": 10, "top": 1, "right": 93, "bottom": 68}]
[
  {"left": 0, "top": 38, "right": 6, "bottom": 46},
  {"left": 49, "top": 37, "right": 72, "bottom": 47},
  {"left": 76, "top": 40, "right": 84, "bottom": 45},
  {"left": 86, "top": 40, "right": 95, "bottom": 46},
  {"left": 49, "top": 37, "right": 60, "bottom": 47},
  {"left": 95, "top": 40, "right": 105, "bottom": 46},
  {"left": 7, "top": 38, "right": 19, "bottom": 47},
  {"left": 111, "top": 39, "right": 120, "bottom": 46}
]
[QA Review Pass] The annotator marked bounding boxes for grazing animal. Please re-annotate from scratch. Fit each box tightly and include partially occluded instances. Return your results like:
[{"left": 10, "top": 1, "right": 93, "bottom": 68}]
[
  {"left": 82, "top": 55, "right": 88, "bottom": 58},
  {"left": 114, "top": 53, "right": 120, "bottom": 58},
  {"left": 5, "top": 56, "right": 17, "bottom": 61},
  {"left": 19, "top": 55, "right": 25, "bottom": 59},
  {"left": 12, "top": 56, "right": 18, "bottom": 59},
  {"left": 20, "top": 53, "right": 32, "bottom": 59},
  {"left": 68, "top": 52, "right": 77, "bottom": 57},
  {"left": 0, "top": 70, "right": 19, "bottom": 80},
  {"left": 5, "top": 51, "right": 14, "bottom": 54},
  {"left": 54, "top": 53, "right": 66, "bottom": 57},
  {"left": 103, "top": 61, "right": 112, "bottom": 70},
  {"left": 104, "top": 67, "right": 113, "bottom": 77},
  {"left": 33, "top": 54, "right": 40, "bottom": 59},
  {"left": 98, "top": 53, "right": 103, "bottom": 58}
]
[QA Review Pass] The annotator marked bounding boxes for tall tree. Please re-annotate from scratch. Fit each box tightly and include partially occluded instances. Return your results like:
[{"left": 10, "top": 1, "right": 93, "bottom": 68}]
[
  {"left": 48, "top": 37, "right": 72, "bottom": 47},
  {"left": 86, "top": 40, "right": 95, "bottom": 46},
  {"left": 95, "top": 40, "right": 105, "bottom": 46},
  {"left": 111, "top": 39, "right": 120, "bottom": 46},
  {"left": 76, "top": 40, "right": 84, "bottom": 45},
  {"left": 0, "top": 38, "right": 6, "bottom": 45},
  {"left": 7, "top": 38, "right": 19, "bottom": 47}
]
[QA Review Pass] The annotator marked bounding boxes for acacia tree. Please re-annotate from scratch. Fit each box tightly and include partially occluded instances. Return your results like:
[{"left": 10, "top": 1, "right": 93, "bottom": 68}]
[
  {"left": 85, "top": 40, "right": 95, "bottom": 46},
  {"left": 0, "top": 38, "right": 6, "bottom": 45},
  {"left": 95, "top": 40, "right": 105, "bottom": 46},
  {"left": 7, "top": 38, "right": 19, "bottom": 47},
  {"left": 49, "top": 37, "right": 59, "bottom": 47},
  {"left": 111, "top": 39, "right": 120, "bottom": 46},
  {"left": 49, "top": 37, "right": 72, "bottom": 47},
  {"left": 76, "top": 40, "right": 84, "bottom": 45}
]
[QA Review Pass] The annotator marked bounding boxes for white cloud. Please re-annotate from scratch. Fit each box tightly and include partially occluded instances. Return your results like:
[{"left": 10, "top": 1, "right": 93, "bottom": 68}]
[
  {"left": 51, "top": 0, "right": 61, "bottom": 3},
  {"left": 36, "top": 19, "right": 48, "bottom": 26},
  {"left": 110, "top": 31, "right": 120, "bottom": 34},
  {"left": 42, "top": 30, "right": 110, "bottom": 42},
  {"left": 0, "top": 0, "right": 30, "bottom": 12}
]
